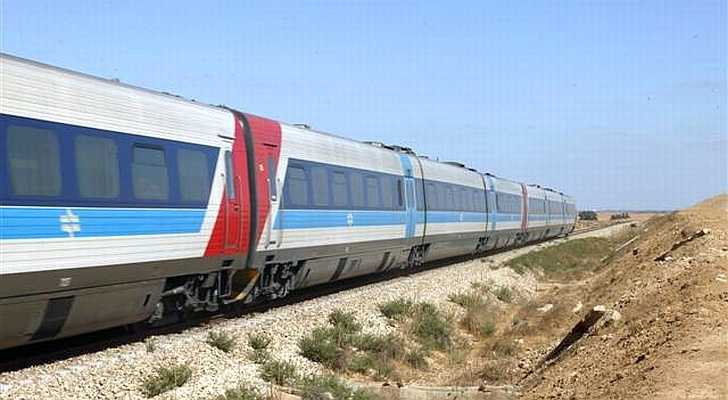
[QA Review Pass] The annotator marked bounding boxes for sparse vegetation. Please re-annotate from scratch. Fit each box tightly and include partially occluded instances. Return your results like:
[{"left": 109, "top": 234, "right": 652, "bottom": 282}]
[
  {"left": 260, "top": 359, "right": 299, "bottom": 386},
  {"left": 248, "top": 332, "right": 272, "bottom": 351},
  {"left": 448, "top": 292, "right": 484, "bottom": 308},
  {"left": 493, "top": 286, "right": 513, "bottom": 303},
  {"left": 207, "top": 331, "right": 237, "bottom": 353},
  {"left": 491, "top": 338, "right": 518, "bottom": 356},
  {"left": 214, "top": 385, "right": 263, "bottom": 400},
  {"left": 506, "top": 237, "right": 613, "bottom": 279},
  {"left": 298, "top": 374, "right": 378, "bottom": 400},
  {"left": 410, "top": 302, "right": 452, "bottom": 350},
  {"left": 405, "top": 347, "right": 429, "bottom": 369},
  {"left": 328, "top": 309, "right": 361, "bottom": 335},
  {"left": 479, "top": 319, "right": 496, "bottom": 336},
  {"left": 378, "top": 298, "right": 413, "bottom": 320},
  {"left": 299, "top": 327, "right": 345, "bottom": 369},
  {"left": 141, "top": 364, "right": 192, "bottom": 397}
]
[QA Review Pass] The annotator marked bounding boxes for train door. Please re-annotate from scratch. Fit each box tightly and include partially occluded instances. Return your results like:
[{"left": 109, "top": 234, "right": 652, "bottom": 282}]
[
  {"left": 223, "top": 149, "right": 242, "bottom": 251},
  {"left": 404, "top": 178, "right": 416, "bottom": 238},
  {"left": 243, "top": 114, "right": 282, "bottom": 253},
  {"left": 398, "top": 155, "right": 416, "bottom": 239}
]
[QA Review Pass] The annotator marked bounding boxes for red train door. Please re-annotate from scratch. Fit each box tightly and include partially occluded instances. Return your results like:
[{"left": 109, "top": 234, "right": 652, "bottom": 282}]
[
  {"left": 205, "top": 117, "right": 251, "bottom": 263},
  {"left": 223, "top": 148, "right": 242, "bottom": 251},
  {"left": 244, "top": 114, "right": 282, "bottom": 253}
]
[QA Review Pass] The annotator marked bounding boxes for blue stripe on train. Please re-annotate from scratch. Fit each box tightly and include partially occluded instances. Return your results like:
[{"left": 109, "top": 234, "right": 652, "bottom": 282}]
[
  {"left": 0, "top": 207, "right": 206, "bottom": 239},
  {"left": 272, "top": 209, "right": 522, "bottom": 230}
]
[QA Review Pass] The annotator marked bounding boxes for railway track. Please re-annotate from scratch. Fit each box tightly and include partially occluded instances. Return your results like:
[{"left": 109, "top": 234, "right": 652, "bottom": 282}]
[{"left": 0, "top": 222, "right": 625, "bottom": 373}]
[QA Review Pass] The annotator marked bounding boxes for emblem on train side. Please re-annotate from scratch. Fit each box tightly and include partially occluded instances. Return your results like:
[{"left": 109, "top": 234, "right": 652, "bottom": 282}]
[
  {"left": 60, "top": 209, "right": 81, "bottom": 238},
  {"left": 346, "top": 213, "right": 354, "bottom": 227}
]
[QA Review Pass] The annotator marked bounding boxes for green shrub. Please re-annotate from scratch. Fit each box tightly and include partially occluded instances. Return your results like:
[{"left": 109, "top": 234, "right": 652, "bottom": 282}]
[
  {"left": 299, "top": 327, "right": 344, "bottom": 369},
  {"left": 141, "top": 364, "right": 192, "bottom": 397},
  {"left": 493, "top": 286, "right": 513, "bottom": 303},
  {"left": 248, "top": 333, "right": 272, "bottom": 351},
  {"left": 448, "top": 292, "right": 484, "bottom": 309},
  {"left": 214, "top": 385, "right": 262, "bottom": 400},
  {"left": 405, "top": 347, "right": 429, "bottom": 370},
  {"left": 351, "top": 333, "right": 403, "bottom": 360},
  {"left": 378, "top": 298, "right": 413, "bottom": 320},
  {"left": 260, "top": 359, "right": 299, "bottom": 386},
  {"left": 348, "top": 353, "right": 375, "bottom": 374},
  {"left": 479, "top": 320, "right": 496, "bottom": 337},
  {"left": 410, "top": 303, "right": 451, "bottom": 350},
  {"left": 208, "top": 331, "right": 237, "bottom": 353},
  {"left": 328, "top": 310, "right": 361, "bottom": 335},
  {"left": 298, "top": 374, "right": 378, "bottom": 400}
]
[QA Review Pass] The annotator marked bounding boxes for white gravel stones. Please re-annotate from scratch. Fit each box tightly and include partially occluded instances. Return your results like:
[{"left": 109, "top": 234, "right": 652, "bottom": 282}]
[{"left": 0, "top": 226, "right": 622, "bottom": 400}]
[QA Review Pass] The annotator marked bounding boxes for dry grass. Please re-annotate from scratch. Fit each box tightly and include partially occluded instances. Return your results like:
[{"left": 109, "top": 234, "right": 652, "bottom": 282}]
[{"left": 140, "top": 364, "right": 192, "bottom": 397}]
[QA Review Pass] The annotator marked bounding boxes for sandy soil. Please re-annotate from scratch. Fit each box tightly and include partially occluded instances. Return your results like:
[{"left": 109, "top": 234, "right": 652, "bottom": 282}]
[{"left": 521, "top": 195, "right": 728, "bottom": 400}]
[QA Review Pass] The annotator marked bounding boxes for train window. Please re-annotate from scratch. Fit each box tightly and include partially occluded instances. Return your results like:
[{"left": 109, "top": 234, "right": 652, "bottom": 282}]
[
  {"left": 132, "top": 145, "right": 169, "bottom": 200},
  {"left": 425, "top": 182, "right": 437, "bottom": 210},
  {"left": 529, "top": 198, "right": 545, "bottom": 215},
  {"left": 224, "top": 151, "right": 235, "bottom": 199},
  {"left": 285, "top": 165, "right": 308, "bottom": 207},
  {"left": 381, "top": 176, "right": 394, "bottom": 209},
  {"left": 365, "top": 175, "right": 380, "bottom": 208},
  {"left": 178, "top": 148, "right": 210, "bottom": 202},
  {"left": 7, "top": 125, "right": 62, "bottom": 196},
  {"left": 267, "top": 158, "right": 278, "bottom": 201},
  {"left": 7, "top": 126, "right": 62, "bottom": 197},
  {"left": 311, "top": 166, "right": 329, "bottom": 207},
  {"left": 350, "top": 171, "right": 365, "bottom": 208},
  {"left": 397, "top": 179, "right": 404, "bottom": 208},
  {"left": 467, "top": 189, "right": 474, "bottom": 211},
  {"left": 445, "top": 186, "right": 455, "bottom": 210},
  {"left": 75, "top": 135, "right": 119, "bottom": 199},
  {"left": 416, "top": 181, "right": 425, "bottom": 211},
  {"left": 331, "top": 170, "right": 348, "bottom": 207}
]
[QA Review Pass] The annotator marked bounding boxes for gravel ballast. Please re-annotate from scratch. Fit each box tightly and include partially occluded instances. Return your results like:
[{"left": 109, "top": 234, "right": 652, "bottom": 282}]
[{"left": 0, "top": 225, "right": 625, "bottom": 400}]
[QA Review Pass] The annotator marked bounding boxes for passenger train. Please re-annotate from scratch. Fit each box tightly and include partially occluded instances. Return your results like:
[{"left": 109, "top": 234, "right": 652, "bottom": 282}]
[{"left": 0, "top": 54, "right": 576, "bottom": 350}]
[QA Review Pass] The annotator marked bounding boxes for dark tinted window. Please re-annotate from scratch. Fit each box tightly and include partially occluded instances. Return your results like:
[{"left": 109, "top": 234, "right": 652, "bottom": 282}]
[
  {"left": 496, "top": 192, "right": 522, "bottom": 214},
  {"left": 381, "top": 175, "right": 394, "bottom": 209},
  {"left": 224, "top": 151, "right": 235, "bottom": 199},
  {"left": 397, "top": 179, "right": 404, "bottom": 208},
  {"left": 445, "top": 186, "right": 455, "bottom": 210},
  {"left": 7, "top": 125, "right": 62, "bottom": 196},
  {"left": 132, "top": 145, "right": 169, "bottom": 200},
  {"left": 75, "top": 135, "right": 119, "bottom": 199},
  {"left": 311, "top": 166, "right": 329, "bottom": 207},
  {"left": 267, "top": 158, "right": 278, "bottom": 201},
  {"left": 416, "top": 181, "right": 425, "bottom": 210},
  {"left": 285, "top": 166, "right": 308, "bottom": 207},
  {"left": 178, "top": 148, "right": 210, "bottom": 202},
  {"left": 365, "top": 175, "right": 380, "bottom": 208},
  {"left": 350, "top": 171, "right": 365, "bottom": 208},
  {"left": 331, "top": 170, "right": 348, "bottom": 207}
]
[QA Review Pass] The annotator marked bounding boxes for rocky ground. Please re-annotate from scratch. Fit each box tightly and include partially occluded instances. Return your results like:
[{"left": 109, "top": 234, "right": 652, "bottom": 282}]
[
  {"left": 521, "top": 195, "right": 728, "bottom": 400},
  {"left": 0, "top": 225, "right": 623, "bottom": 400}
]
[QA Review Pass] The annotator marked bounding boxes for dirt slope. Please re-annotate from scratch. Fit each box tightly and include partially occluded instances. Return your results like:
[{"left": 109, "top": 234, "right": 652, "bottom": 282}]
[{"left": 521, "top": 195, "right": 728, "bottom": 400}]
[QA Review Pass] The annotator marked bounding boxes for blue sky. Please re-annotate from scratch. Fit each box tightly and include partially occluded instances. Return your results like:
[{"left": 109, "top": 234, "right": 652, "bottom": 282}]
[{"left": 1, "top": 1, "right": 725, "bottom": 210}]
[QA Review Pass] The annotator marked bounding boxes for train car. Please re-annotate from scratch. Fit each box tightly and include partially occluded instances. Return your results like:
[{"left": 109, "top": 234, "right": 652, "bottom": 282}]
[
  {"left": 482, "top": 174, "right": 527, "bottom": 249},
  {"left": 245, "top": 128, "right": 423, "bottom": 297},
  {"left": 543, "top": 188, "right": 566, "bottom": 239},
  {"left": 0, "top": 53, "right": 577, "bottom": 350},
  {"left": 0, "top": 54, "right": 261, "bottom": 349},
  {"left": 524, "top": 185, "right": 549, "bottom": 242},
  {"left": 562, "top": 194, "right": 577, "bottom": 233},
  {"left": 418, "top": 159, "right": 488, "bottom": 262}
]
